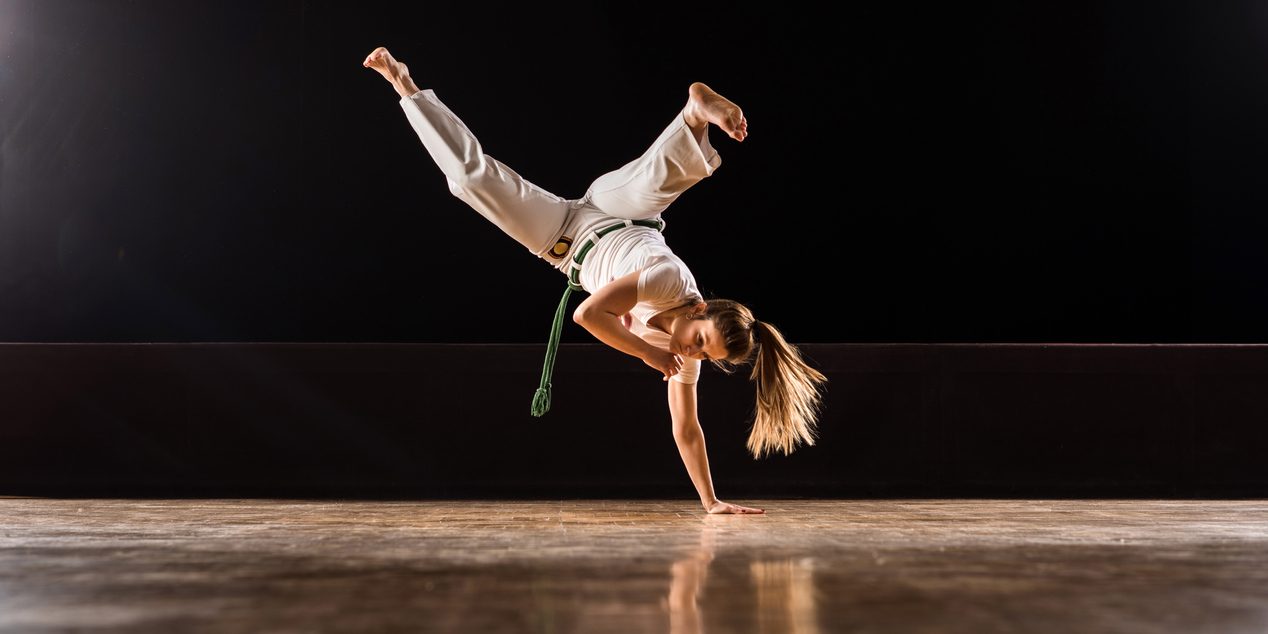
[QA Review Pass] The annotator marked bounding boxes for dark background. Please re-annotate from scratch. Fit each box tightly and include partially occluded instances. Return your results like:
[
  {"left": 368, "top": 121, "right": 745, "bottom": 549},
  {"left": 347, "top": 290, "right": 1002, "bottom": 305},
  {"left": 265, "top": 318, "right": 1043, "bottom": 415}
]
[{"left": 3, "top": 0, "right": 1267, "bottom": 345}]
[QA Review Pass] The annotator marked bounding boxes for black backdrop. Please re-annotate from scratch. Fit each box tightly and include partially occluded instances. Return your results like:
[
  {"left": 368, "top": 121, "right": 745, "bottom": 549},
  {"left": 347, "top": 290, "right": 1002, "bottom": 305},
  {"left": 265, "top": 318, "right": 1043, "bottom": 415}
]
[{"left": 3, "top": 1, "right": 1267, "bottom": 345}]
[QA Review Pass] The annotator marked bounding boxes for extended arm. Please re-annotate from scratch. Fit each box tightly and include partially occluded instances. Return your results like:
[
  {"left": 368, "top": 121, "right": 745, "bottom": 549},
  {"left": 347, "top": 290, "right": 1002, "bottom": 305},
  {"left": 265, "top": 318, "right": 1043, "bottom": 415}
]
[{"left": 669, "top": 380, "right": 765, "bottom": 514}]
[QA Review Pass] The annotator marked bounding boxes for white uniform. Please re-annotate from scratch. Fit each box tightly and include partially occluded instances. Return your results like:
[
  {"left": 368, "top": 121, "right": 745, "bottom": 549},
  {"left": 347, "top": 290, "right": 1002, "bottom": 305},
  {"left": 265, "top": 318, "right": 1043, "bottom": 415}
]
[{"left": 399, "top": 89, "right": 722, "bottom": 383}]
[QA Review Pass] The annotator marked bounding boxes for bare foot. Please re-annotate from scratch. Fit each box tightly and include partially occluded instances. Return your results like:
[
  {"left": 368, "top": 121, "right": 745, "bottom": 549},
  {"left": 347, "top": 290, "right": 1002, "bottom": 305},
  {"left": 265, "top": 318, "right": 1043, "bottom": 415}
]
[
  {"left": 685, "top": 82, "right": 748, "bottom": 142},
  {"left": 362, "top": 46, "right": 420, "bottom": 98}
]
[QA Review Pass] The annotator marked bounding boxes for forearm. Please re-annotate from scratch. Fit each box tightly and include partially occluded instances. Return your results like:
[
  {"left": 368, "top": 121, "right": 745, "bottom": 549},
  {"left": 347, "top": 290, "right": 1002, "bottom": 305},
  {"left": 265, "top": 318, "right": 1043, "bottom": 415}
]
[
  {"left": 674, "top": 424, "right": 717, "bottom": 509},
  {"left": 577, "top": 311, "right": 660, "bottom": 361}
]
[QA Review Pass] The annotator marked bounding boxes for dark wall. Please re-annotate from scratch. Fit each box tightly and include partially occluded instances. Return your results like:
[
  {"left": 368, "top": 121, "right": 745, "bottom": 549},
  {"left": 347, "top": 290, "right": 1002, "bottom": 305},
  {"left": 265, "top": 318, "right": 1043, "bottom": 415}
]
[
  {"left": 3, "top": 343, "right": 1266, "bottom": 499},
  {"left": 3, "top": 1, "right": 1267, "bottom": 344}
]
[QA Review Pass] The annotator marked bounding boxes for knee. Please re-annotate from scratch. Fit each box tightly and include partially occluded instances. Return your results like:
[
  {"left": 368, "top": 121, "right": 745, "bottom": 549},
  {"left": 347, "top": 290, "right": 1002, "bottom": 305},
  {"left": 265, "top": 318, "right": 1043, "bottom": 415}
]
[
  {"left": 447, "top": 162, "right": 489, "bottom": 192},
  {"left": 448, "top": 170, "right": 474, "bottom": 192}
]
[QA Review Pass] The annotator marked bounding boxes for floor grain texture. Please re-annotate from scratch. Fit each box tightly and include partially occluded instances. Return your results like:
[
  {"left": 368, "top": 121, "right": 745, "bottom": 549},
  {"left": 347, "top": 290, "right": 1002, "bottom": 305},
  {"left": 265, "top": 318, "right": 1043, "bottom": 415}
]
[{"left": 1, "top": 498, "right": 1266, "bottom": 633}]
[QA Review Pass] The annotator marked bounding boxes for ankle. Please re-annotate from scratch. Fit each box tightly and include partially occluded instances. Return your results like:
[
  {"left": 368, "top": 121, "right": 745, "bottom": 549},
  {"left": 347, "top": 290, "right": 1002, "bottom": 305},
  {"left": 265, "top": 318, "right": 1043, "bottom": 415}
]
[
  {"left": 393, "top": 75, "right": 420, "bottom": 98},
  {"left": 683, "top": 102, "right": 707, "bottom": 136}
]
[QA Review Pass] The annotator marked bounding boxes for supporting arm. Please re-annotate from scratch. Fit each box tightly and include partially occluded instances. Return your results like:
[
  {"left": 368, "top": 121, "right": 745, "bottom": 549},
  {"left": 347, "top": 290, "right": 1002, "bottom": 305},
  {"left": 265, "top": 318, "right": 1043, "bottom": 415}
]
[{"left": 669, "top": 380, "right": 767, "bottom": 514}]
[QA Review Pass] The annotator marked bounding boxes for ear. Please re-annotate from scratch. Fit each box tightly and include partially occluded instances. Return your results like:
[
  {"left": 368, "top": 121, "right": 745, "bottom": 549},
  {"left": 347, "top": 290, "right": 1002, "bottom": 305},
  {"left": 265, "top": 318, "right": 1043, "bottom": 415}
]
[{"left": 689, "top": 301, "right": 707, "bottom": 318}]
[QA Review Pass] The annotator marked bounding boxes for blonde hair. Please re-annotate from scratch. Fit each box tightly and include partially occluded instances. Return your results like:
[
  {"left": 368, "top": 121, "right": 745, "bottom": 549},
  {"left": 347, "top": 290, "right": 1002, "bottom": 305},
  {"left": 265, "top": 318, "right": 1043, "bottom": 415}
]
[{"left": 702, "top": 299, "right": 828, "bottom": 459}]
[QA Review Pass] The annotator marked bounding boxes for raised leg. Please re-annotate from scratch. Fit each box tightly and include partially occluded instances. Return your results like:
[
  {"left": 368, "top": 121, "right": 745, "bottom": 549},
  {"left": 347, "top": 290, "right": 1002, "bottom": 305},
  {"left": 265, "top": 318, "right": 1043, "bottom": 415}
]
[
  {"left": 365, "top": 47, "right": 570, "bottom": 256},
  {"left": 583, "top": 82, "right": 747, "bottom": 220}
]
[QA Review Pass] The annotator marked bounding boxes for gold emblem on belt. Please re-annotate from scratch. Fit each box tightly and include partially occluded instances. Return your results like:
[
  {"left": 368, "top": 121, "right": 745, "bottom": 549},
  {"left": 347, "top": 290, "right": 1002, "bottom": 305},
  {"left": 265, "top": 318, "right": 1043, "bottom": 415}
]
[{"left": 548, "top": 235, "right": 573, "bottom": 260}]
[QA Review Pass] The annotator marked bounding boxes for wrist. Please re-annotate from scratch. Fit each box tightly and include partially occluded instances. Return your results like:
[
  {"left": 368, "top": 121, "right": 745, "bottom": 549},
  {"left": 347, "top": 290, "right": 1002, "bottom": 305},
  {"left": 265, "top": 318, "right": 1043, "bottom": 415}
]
[{"left": 637, "top": 337, "right": 663, "bottom": 358}]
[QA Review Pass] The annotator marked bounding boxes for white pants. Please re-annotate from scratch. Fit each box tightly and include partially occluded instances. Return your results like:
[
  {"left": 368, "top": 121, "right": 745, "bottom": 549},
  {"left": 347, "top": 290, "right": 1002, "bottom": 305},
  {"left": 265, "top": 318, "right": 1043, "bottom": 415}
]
[{"left": 398, "top": 89, "right": 721, "bottom": 264}]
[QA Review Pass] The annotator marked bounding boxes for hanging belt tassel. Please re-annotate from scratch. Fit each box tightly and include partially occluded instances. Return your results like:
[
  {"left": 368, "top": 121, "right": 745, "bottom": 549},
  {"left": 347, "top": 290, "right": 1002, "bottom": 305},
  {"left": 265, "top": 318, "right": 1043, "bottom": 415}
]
[
  {"left": 531, "top": 284, "right": 577, "bottom": 417},
  {"left": 531, "top": 218, "right": 661, "bottom": 417}
]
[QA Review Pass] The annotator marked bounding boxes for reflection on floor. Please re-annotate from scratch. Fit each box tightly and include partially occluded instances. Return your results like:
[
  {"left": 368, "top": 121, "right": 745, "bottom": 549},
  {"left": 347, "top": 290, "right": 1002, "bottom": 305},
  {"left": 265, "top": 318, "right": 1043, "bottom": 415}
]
[{"left": 1, "top": 499, "right": 1266, "bottom": 633}]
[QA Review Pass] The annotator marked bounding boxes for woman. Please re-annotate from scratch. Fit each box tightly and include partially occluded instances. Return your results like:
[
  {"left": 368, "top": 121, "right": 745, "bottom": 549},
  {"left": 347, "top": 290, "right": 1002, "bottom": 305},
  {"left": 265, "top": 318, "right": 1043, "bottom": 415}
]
[{"left": 363, "top": 47, "right": 826, "bottom": 515}]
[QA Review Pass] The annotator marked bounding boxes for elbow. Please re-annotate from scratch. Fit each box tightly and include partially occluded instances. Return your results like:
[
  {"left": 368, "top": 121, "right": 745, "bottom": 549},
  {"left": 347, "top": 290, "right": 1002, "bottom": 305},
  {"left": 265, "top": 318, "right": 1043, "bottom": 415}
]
[
  {"left": 573, "top": 302, "right": 611, "bottom": 327},
  {"left": 673, "top": 421, "right": 703, "bottom": 445}
]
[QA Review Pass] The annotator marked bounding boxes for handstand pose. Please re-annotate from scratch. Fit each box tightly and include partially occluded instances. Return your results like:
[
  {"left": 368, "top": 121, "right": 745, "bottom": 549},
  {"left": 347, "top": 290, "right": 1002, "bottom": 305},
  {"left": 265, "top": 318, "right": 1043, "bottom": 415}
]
[{"left": 364, "top": 47, "right": 826, "bottom": 515}]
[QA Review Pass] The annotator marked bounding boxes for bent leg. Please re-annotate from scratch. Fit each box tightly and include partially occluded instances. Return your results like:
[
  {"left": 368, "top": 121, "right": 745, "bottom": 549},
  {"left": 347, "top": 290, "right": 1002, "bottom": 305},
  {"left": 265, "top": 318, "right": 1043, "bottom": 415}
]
[
  {"left": 583, "top": 83, "right": 746, "bottom": 220},
  {"left": 582, "top": 108, "right": 722, "bottom": 221},
  {"left": 399, "top": 89, "right": 569, "bottom": 256}
]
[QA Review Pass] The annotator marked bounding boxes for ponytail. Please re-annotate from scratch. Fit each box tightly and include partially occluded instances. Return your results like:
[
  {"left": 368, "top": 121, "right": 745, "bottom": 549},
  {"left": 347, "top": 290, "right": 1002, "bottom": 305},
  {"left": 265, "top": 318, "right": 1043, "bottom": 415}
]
[
  {"left": 746, "top": 320, "right": 827, "bottom": 459},
  {"left": 702, "top": 299, "right": 828, "bottom": 459}
]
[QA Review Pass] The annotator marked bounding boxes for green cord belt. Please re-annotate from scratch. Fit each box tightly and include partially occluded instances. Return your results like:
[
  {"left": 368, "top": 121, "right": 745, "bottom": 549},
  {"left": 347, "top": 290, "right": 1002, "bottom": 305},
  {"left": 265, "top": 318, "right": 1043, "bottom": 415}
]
[{"left": 531, "top": 217, "right": 665, "bottom": 417}]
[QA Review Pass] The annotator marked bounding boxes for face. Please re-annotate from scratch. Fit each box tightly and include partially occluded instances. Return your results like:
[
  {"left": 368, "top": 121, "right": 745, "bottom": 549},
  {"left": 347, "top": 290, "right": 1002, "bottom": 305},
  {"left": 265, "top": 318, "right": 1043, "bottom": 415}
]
[{"left": 670, "top": 317, "right": 729, "bottom": 362}]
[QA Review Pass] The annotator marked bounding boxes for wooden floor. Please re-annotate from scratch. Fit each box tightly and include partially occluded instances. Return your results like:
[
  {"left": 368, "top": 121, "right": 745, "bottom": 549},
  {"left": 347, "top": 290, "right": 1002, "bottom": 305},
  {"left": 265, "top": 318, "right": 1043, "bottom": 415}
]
[{"left": 1, "top": 499, "right": 1266, "bottom": 633}]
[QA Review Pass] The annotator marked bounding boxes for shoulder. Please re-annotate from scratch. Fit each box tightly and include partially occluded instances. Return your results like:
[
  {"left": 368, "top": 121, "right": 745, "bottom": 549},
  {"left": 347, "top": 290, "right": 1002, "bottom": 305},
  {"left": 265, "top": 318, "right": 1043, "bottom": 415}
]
[{"left": 637, "top": 255, "right": 697, "bottom": 302}]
